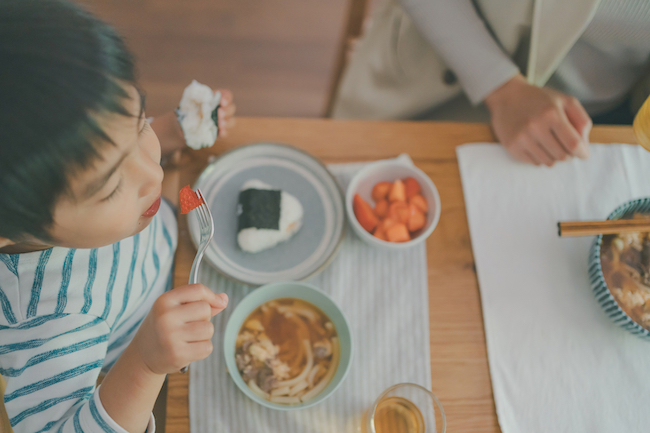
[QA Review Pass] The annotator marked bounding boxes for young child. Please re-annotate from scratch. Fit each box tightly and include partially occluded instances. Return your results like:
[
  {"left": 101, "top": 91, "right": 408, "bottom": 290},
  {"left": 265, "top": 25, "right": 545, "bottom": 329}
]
[{"left": 0, "top": 1, "right": 235, "bottom": 431}]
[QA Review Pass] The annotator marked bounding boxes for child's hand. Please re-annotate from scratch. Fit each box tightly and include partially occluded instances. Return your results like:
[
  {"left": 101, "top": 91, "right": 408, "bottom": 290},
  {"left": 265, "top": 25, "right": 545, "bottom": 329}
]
[
  {"left": 216, "top": 89, "right": 236, "bottom": 138},
  {"left": 130, "top": 284, "right": 228, "bottom": 375}
]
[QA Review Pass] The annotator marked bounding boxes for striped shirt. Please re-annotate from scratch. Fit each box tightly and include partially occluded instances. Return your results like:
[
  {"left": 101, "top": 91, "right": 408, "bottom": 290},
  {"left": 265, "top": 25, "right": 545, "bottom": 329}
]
[{"left": 0, "top": 200, "right": 177, "bottom": 432}]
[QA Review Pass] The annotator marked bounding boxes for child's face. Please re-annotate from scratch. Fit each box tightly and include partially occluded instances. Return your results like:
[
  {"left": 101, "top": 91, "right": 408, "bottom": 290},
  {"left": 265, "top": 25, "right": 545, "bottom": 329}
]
[{"left": 48, "top": 85, "right": 164, "bottom": 249}]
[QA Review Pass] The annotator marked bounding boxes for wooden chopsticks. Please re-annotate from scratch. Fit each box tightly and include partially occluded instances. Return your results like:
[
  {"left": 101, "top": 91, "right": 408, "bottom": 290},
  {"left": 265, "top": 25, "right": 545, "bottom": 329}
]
[{"left": 558, "top": 218, "right": 650, "bottom": 237}]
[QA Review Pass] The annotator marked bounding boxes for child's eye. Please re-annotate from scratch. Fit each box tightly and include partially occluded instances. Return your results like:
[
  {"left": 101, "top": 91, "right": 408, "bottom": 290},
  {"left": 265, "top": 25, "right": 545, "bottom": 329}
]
[{"left": 102, "top": 180, "right": 122, "bottom": 202}]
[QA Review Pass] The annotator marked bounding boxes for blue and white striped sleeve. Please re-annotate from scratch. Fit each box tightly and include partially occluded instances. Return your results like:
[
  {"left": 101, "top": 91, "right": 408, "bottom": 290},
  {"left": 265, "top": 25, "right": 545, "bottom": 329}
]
[{"left": 0, "top": 314, "right": 153, "bottom": 433}]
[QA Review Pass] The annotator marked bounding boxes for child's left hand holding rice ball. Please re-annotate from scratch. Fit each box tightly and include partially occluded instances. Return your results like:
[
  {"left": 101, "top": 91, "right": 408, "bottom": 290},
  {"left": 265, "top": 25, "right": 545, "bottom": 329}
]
[{"left": 150, "top": 81, "right": 237, "bottom": 156}]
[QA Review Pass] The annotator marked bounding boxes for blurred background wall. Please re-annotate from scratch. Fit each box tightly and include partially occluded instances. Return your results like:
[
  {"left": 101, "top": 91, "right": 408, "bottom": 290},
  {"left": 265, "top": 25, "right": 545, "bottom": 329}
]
[{"left": 79, "top": 0, "right": 349, "bottom": 117}]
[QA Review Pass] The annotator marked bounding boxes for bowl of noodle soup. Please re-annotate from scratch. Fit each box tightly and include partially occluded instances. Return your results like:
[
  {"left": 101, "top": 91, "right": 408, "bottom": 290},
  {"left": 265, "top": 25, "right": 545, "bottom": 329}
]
[
  {"left": 223, "top": 281, "right": 353, "bottom": 409},
  {"left": 590, "top": 198, "right": 650, "bottom": 340}
]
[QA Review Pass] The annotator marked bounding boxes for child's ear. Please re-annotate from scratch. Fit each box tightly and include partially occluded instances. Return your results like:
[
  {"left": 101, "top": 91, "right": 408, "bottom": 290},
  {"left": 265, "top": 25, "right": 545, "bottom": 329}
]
[{"left": 0, "top": 237, "right": 15, "bottom": 249}]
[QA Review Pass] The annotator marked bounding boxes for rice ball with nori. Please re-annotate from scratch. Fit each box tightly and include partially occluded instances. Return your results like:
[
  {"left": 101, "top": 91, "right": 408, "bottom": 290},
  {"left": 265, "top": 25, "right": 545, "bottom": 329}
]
[{"left": 237, "top": 180, "right": 303, "bottom": 253}]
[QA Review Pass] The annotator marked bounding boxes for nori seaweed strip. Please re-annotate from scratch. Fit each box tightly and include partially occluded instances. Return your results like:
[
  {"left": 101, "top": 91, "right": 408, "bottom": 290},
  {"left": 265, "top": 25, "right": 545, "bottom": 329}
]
[
  {"left": 237, "top": 189, "right": 281, "bottom": 231},
  {"left": 211, "top": 104, "right": 220, "bottom": 129}
]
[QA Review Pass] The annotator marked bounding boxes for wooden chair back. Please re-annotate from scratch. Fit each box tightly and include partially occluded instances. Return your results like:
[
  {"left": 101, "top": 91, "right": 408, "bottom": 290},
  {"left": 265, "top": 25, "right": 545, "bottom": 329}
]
[{"left": 324, "top": 0, "right": 371, "bottom": 117}]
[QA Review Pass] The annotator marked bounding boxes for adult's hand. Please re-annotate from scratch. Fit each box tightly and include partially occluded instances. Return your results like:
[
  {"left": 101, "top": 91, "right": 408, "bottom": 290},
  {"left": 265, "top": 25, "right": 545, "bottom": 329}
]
[{"left": 484, "top": 74, "right": 592, "bottom": 166}]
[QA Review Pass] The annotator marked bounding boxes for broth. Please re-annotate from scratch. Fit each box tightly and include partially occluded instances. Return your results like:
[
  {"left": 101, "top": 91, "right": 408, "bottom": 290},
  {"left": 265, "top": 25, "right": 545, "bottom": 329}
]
[{"left": 235, "top": 298, "right": 339, "bottom": 405}]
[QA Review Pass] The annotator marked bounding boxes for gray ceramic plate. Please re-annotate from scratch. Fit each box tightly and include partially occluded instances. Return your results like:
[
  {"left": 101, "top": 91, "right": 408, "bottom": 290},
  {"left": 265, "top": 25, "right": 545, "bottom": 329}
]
[{"left": 188, "top": 143, "right": 345, "bottom": 286}]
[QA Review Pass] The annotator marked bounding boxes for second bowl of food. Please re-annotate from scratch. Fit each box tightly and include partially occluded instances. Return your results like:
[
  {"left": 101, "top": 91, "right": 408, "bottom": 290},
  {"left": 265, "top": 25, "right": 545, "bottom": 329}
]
[
  {"left": 346, "top": 156, "right": 441, "bottom": 249},
  {"left": 223, "top": 281, "right": 353, "bottom": 409},
  {"left": 589, "top": 197, "right": 650, "bottom": 340}
]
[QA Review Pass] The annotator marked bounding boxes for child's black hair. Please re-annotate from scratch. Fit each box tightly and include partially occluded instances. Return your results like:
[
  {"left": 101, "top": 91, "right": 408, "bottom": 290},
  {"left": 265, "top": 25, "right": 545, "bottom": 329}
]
[{"left": 0, "top": 0, "right": 138, "bottom": 242}]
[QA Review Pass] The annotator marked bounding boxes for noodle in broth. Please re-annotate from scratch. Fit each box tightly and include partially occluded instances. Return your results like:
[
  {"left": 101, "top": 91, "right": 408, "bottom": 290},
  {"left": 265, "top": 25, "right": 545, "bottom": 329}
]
[{"left": 235, "top": 298, "right": 339, "bottom": 404}]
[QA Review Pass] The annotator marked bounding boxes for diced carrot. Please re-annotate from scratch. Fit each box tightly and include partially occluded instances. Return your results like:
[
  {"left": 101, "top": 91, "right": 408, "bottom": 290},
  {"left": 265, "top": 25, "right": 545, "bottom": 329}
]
[
  {"left": 404, "top": 177, "right": 422, "bottom": 198},
  {"left": 374, "top": 199, "right": 389, "bottom": 218},
  {"left": 407, "top": 204, "right": 426, "bottom": 232},
  {"left": 409, "top": 194, "right": 428, "bottom": 213},
  {"left": 372, "top": 182, "right": 392, "bottom": 202},
  {"left": 388, "top": 179, "right": 406, "bottom": 202},
  {"left": 388, "top": 201, "right": 410, "bottom": 224},
  {"left": 386, "top": 223, "right": 411, "bottom": 242},
  {"left": 353, "top": 194, "right": 379, "bottom": 233},
  {"left": 373, "top": 226, "right": 388, "bottom": 241},
  {"left": 381, "top": 218, "right": 398, "bottom": 231}
]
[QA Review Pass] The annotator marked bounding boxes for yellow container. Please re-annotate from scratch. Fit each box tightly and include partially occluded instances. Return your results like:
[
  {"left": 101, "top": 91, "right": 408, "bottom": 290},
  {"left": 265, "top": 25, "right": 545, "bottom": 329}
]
[{"left": 633, "top": 95, "right": 650, "bottom": 151}]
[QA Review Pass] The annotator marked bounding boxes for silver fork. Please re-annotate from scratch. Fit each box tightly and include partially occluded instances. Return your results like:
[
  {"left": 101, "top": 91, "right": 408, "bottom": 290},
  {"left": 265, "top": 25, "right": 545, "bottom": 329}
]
[
  {"left": 188, "top": 189, "right": 214, "bottom": 286},
  {"left": 181, "top": 188, "right": 214, "bottom": 373}
]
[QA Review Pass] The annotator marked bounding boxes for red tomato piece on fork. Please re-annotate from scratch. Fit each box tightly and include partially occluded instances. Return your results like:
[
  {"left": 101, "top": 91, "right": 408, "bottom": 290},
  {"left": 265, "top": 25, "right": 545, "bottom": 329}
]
[{"left": 179, "top": 185, "right": 204, "bottom": 214}]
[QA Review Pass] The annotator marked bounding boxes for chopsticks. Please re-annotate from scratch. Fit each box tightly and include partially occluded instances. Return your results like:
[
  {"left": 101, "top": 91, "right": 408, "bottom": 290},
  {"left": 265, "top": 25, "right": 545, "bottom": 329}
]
[{"left": 558, "top": 218, "right": 650, "bottom": 237}]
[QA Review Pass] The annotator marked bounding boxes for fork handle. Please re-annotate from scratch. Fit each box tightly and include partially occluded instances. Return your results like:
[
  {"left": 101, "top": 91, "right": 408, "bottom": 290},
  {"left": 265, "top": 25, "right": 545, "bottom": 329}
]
[
  {"left": 188, "top": 252, "right": 202, "bottom": 285},
  {"left": 180, "top": 253, "right": 203, "bottom": 374},
  {"left": 181, "top": 245, "right": 208, "bottom": 373}
]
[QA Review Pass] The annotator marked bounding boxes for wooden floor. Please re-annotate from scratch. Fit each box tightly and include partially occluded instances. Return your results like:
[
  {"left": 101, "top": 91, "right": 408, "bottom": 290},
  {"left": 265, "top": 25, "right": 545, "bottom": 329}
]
[{"left": 81, "top": 0, "right": 348, "bottom": 117}]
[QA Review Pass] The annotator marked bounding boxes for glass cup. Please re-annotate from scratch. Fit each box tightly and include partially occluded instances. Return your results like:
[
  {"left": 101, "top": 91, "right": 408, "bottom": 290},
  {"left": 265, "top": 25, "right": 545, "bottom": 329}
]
[
  {"left": 366, "top": 383, "right": 446, "bottom": 433},
  {"left": 633, "top": 94, "right": 650, "bottom": 151}
]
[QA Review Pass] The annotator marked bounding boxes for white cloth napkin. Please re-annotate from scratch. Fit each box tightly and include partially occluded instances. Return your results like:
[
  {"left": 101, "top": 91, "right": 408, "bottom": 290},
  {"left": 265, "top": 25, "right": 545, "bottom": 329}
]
[
  {"left": 457, "top": 143, "right": 650, "bottom": 433},
  {"left": 189, "top": 158, "right": 432, "bottom": 433}
]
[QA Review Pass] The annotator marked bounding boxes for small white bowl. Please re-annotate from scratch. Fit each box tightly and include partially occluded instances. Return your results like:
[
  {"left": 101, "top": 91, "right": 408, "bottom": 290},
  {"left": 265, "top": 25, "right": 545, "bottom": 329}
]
[{"left": 346, "top": 156, "right": 441, "bottom": 249}]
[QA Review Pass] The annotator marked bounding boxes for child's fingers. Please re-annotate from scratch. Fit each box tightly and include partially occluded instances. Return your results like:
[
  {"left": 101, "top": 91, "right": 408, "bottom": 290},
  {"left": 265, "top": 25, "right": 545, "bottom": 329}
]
[
  {"left": 217, "top": 114, "right": 236, "bottom": 138},
  {"left": 219, "top": 103, "right": 236, "bottom": 118},
  {"left": 175, "top": 300, "right": 213, "bottom": 322},
  {"left": 182, "top": 320, "right": 215, "bottom": 343},
  {"left": 167, "top": 284, "right": 227, "bottom": 311},
  {"left": 211, "top": 293, "right": 228, "bottom": 315},
  {"left": 174, "top": 295, "right": 227, "bottom": 322},
  {"left": 184, "top": 341, "right": 214, "bottom": 361},
  {"left": 217, "top": 89, "right": 233, "bottom": 106}
]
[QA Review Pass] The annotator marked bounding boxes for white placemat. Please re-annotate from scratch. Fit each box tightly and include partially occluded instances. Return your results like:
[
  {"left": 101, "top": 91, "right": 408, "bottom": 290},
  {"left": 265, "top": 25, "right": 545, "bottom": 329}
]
[
  {"left": 457, "top": 143, "right": 650, "bottom": 433},
  {"left": 189, "top": 158, "right": 432, "bottom": 433}
]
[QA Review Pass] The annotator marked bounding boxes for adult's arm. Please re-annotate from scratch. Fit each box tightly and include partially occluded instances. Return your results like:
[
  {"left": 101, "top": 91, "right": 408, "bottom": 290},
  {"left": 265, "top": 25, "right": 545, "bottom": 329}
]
[
  {"left": 398, "top": 0, "right": 591, "bottom": 165},
  {"left": 398, "top": 0, "right": 519, "bottom": 104}
]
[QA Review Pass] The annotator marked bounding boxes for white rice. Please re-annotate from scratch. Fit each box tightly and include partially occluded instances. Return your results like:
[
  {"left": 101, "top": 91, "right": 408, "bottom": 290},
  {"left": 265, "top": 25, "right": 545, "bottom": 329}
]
[{"left": 237, "top": 180, "right": 303, "bottom": 253}]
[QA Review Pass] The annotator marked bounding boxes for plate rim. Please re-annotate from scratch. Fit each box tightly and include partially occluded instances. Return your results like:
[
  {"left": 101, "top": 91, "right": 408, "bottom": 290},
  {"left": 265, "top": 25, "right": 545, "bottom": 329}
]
[{"left": 188, "top": 142, "right": 346, "bottom": 287}]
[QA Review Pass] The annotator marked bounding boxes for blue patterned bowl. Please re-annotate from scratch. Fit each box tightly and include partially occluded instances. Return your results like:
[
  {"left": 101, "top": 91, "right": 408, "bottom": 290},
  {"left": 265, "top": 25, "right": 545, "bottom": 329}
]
[{"left": 589, "top": 197, "right": 650, "bottom": 340}]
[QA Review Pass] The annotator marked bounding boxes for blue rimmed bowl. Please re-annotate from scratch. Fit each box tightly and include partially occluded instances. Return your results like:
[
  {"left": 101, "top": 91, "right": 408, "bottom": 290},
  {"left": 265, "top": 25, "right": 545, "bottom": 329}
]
[{"left": 589, "top": 197, "right": 650, "bottom": 340}]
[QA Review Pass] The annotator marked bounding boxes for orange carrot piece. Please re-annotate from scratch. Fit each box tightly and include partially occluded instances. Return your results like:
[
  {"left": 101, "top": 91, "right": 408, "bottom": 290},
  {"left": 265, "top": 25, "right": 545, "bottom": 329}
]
[
  {"left": 404, "top": 177, "right": 422, "bottom": 199},
  {"left": 388, "top": 201, "right": 410, "bottom": 224},
  {"left": 407, "top": 204, "right": 426, "bottom": 232},
  {"left": 388, "top": 179, "right": 406, "bottom": 202},
  {"left": 375, "top": 199, "right": 389, "bottom": 218},
  {"left": 372, "top": 182, "right": 392, "bottom": 202},
  {"left": 409, "top": 194, "right": 428, "bottom": 213},
  {"left": 353, "top": 194, "right": 379, "bottom": 232},
  {"left": 373, "top": 226, "right": 388, "bottom": 241},
  {"left": 386, "top": 223, "right": 411, "bottom": 242}
]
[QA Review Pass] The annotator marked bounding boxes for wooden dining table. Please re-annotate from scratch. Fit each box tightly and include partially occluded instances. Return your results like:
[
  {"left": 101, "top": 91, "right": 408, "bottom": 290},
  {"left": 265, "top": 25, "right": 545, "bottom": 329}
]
[{"left": 164, "top": 118, "right": 637, "bottom": 433}]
